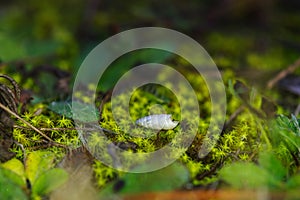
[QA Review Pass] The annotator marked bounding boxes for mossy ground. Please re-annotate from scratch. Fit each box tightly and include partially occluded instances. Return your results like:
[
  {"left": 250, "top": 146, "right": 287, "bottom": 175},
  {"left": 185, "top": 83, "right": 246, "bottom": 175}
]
[
  {"left": 1, "top": 62, "right": 284, "bottom": 191},
  {"left": 1, "top": 1, "right": 300, "bottom": 198}
]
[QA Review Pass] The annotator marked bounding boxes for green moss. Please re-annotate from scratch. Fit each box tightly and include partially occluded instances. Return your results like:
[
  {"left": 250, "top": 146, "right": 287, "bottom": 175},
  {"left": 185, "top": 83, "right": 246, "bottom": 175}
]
[
  {"left": 3, "top": 59, "right": 283, "bottom": 190},
  {"left": 91, "top": 66, "right": 275, "bottom": 187},
  {"left": 93, "top": 160, "right": 119, "bottom": 188},
  {"left": 1, "top": 0, "right": 300, "bottom": 197},
  {"left": 11, "top": 102, "right": 79, "bottom": 160}
]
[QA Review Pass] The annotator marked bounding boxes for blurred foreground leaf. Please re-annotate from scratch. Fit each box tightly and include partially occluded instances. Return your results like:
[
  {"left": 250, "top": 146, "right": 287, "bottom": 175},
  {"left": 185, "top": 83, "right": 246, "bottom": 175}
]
[
  {"left": 0, "top": 168, "right": 28, "bottom": 200},
  {"left": 219, "top": 152, "right": 289, "bottom": 189},
  {"left": 100, "top": 162, "right": 189, "bottom": 197},
  {"left": 1, "top": 158, "right": 25, "bottom": 186},
  {"left": 32, "top": 168, "right": 68, "bottom": 196},
  {"left": 219, "top": 162, "right": 274, "bottom": 189},
  {"left": 1, "top": 151, "right": 68, "bottom": 199},
  {"left": 25, "top": 151, "right": 55, "bottom": 185}
]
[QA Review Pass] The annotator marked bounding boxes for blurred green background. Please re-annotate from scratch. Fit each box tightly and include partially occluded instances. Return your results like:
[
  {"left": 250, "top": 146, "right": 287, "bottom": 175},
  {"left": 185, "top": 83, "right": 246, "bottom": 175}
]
[
  {"left": 1, "top": 0, "right": 300, "bottom": 99},
  {"left": 1, "top": 0, "right": 299, "bottom": 66}
]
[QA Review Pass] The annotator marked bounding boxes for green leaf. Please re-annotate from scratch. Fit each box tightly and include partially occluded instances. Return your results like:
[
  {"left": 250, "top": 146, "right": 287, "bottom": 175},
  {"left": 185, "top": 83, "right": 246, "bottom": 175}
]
[
  {"left": 48, "top": 101, "right": 73, "bottom": 118},
  {"left": 0, "top": 167, "right": 26, "bottom": 188},
  {"left": 258, "top": 152, "right": 287, "bottom": 182},
  {"left": 0, "top": 168, "right": 28, "bottom": 200},
  {"left": 100, "top": 162, "right": 189, "bottom": 196},
  {"left": 25, "top": 151, "right": 55, "bottom": 185},
  {"left": 273, "top": 115, "right": 300, "bottom": 151},
  {"left": 286, "top": 174, "right": 300, "bottom": 189},
  {"left": 2, "top": 158, "right": 25, "bottom": 178},
  {"left": 48, "top": 101, "right": 99, "bottom": 122},
  {"left": 32, "top": 168, "right": 68, "bottom": 196},
  {"left": 290, "top": 114, "right": 300, "bottom": 136},
  {"left": 219, "top": 162, "right": 278, "bottom": 189}
]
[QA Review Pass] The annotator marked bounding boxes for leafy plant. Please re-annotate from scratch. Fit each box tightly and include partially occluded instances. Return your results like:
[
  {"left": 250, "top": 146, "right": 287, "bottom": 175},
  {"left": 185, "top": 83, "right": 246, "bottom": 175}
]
[
  {"left": 219, "top": 151, "right": 300, "bottom": 190},
  {"left": 1, "top": 151, "right": 68, "bottom": 200},
  {"left": 271, "top": 114, "right": 300, "bottom": 151},
  {"left": 0, "top": 167, "right": 28, "bottom": 200},
  {"left": 219, "top": 112, "right": 300, "bottom": 195}
]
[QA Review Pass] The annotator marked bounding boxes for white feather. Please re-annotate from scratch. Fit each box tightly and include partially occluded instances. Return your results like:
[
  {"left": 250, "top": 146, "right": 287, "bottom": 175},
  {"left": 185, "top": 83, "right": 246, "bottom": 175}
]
[{"left": 135, "top": 114, "right": 179, "bottom": 130}]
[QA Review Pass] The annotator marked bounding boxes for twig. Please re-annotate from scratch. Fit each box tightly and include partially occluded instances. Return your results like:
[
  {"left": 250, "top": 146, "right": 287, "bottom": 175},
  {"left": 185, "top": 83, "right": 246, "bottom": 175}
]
[
  {"left": 196, "top": 159, "right": 222, "bottom": 180},
  {"left": 0, "top": 74, "right": 21, "bottom": 101},
  {"left": 223, "top": 106, "right": 245, "bottom": 131},
  {"left": 13, "top": 125, "right": 117, "bottom": 135},
  {"left": 267, "top": 57, "right": 300, "bottom": 89},
  {"left": 27, "top": 143, "right": 69, "bottom": 151},
  {"left": 0, "top": 102, "right": 53, "bottom": 142}
]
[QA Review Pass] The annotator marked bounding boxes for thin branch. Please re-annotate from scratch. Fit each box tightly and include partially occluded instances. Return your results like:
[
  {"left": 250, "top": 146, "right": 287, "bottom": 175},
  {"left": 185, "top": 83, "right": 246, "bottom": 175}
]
[
  {"left": 267, "top": 57, "right": 300, "bottom": 89},
  {"left": 27, "top": 142, "right": 69, "bottom": 151},
  {"left": 0, "top": 74, "right": 21, "bottom": 101},
  {"left": 13, "top": 124, "right": 117, "bottom": 135},
  {"left": 0, "top": 102, "right": 53, "bottom": 142},
  {"left": 223, "top": 106, "right": 245, "bottom": 131},
  {"left": 196, "top": 159, "right": 222, "bottom": 180}
]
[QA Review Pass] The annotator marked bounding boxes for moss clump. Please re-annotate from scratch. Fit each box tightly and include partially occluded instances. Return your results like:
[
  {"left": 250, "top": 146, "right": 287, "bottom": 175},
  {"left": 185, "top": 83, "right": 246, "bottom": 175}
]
[
  {"left": 3, "top": 61, "right": 279, "bottom": 190},
  {"left": 89, "top": 65, "right": 271, "bottom": 187},
  {"left": 12, "top": 102, "right": 79, "bottom": 160}
]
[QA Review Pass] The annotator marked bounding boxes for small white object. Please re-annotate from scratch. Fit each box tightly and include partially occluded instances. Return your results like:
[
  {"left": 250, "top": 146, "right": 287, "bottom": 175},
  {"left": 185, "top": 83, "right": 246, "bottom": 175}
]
[{"left": 135, "top": 114, "right": 179, "bottom": 130}]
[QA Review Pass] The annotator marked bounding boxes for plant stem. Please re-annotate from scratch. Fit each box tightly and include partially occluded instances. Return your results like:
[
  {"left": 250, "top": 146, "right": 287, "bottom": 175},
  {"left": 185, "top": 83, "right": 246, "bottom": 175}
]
[
  {"left": 13, "top": 125, "right": 117, "bottom": 135},
  {"left": 0, "top": 102, "right": 53, "bottom": 142}
]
